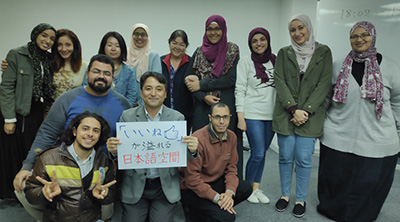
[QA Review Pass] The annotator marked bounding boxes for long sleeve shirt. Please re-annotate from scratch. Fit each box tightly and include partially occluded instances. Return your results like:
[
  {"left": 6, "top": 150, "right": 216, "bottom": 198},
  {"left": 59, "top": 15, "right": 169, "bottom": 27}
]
[{"left": 180, "top": 124, "right": 238, "bottom": 203}]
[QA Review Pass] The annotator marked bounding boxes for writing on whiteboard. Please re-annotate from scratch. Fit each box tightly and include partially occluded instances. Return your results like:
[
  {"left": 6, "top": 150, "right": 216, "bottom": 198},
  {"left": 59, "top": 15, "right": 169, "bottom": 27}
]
[{"left": 341, "top": 4, "right": 400, "bottom": 20}]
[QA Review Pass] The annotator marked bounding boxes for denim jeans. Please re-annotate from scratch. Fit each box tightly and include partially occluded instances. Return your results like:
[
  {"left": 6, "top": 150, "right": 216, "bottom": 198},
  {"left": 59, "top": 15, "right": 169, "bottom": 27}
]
[
  {"left": 245, "top": 119, "right": 275, "bottom": 184},
  {"left": 277, "top": 134, "right": 315, "bottom": 202}
]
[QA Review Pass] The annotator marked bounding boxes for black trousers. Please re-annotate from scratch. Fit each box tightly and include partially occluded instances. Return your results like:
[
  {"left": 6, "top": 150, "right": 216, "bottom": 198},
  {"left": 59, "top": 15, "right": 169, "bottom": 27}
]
[
  {"left": 317, "top": 143, "right": 398, "bottom": 222},
  {"left": 181, "top": 176, "right": 252, "bottom": 222}
]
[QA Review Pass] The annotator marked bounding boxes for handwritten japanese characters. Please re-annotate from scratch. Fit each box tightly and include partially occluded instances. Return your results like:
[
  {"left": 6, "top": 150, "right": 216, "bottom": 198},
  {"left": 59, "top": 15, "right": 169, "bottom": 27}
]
[{"left": 116, "top": 121, "right": 187, "bottom": 169}]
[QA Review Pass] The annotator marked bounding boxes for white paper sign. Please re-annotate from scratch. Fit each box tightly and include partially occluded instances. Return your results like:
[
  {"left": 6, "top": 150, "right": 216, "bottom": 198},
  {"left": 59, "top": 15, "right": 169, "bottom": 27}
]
[{"left": 116, "top": 121, "right": 187, "bottom": 170}]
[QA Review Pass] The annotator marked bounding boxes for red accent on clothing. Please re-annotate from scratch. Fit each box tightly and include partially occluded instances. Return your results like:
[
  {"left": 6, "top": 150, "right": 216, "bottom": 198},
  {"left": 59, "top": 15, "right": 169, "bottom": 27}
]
[{"left": 162, "top": 53, "right": 189, "bottom": 75}]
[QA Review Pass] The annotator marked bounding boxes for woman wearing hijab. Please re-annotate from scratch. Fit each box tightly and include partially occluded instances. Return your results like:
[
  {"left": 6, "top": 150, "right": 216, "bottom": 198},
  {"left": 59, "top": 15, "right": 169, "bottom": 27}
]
[
  {"left": 317, "top": 21, "right": 400, "bottom": 222},
  {"left": 185, "top": 15, "right": 239, "bottom": 132},
  {"left": 184, "top": 15, "right": 242, "bottom": 177},
  {"left": 235, "top": 27, "right": 276, "bottom": 204},
  {"left": 127, "top": 23, "right": 162, "bottom": 106},
  {"left": 0, "top": 23, "right": 56, "bottom": 199},
  {"left": 272, "top": 14, "right": 332, "bottom": 217}
]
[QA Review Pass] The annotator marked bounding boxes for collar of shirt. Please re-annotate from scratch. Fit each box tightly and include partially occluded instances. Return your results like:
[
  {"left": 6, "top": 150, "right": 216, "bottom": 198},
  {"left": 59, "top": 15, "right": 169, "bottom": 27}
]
[
  {"left": 145, "top": 105, "right": 163, "bottom": 122},
  {"left": 67, "top": 144, "right": 96, "bottom": 178},
  {"left": 207, "top": 123, "right": 228, "bottom": 143}
]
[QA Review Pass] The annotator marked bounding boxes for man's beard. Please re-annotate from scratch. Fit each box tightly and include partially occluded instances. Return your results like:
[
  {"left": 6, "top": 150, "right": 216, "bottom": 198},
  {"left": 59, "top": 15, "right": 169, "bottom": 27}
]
[{"left": 88, "top": 78, "right": 110, "bottom": 93}]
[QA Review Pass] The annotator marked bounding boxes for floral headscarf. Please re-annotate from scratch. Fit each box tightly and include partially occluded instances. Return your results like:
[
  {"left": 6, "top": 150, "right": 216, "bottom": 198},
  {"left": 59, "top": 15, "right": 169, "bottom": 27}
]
[{"left": 333, "top": 21, "right": 383, "bottom": 120}]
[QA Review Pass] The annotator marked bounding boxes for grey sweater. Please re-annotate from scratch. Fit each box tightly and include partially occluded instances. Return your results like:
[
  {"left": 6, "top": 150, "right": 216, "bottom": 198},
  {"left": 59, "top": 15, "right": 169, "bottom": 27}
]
[{"left": 321, "top": 55, "right": 400, "bottom": 158}]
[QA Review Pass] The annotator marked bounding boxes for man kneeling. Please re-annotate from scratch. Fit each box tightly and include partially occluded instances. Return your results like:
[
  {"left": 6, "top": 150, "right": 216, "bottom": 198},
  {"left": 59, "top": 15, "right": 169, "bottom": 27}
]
[
  {"left": 24, "top": 111, "right": 116, "bottom": 221},
  {"left": 180, "top": 102, "right": 252, "bottom": 222}
]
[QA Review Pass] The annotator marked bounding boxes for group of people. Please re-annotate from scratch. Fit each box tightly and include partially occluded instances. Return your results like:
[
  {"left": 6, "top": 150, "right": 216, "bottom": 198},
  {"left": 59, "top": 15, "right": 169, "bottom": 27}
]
[{"left": 0, "top": 12, "right": 398, "bottom": 222}]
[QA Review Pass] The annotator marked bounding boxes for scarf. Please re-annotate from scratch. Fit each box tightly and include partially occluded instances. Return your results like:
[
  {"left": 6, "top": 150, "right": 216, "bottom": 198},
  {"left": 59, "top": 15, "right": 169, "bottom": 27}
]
[
  {"left": 127, "top": 23, "right": 151, "bottom": 81},
  {"left": 201, "top": 15, "right": 228, "bottom": 78},
  {"left": 333, "top": 21, "right": 383, "bottom": 120},
  {"left": 289, "top": 14, "right": 316, "bottom": 72},
  {"left": 248, "top": 27, "right": 276, "bottom": 83},
  {"left": 29, "top": 23, "right": 56, "bottom": 102}
]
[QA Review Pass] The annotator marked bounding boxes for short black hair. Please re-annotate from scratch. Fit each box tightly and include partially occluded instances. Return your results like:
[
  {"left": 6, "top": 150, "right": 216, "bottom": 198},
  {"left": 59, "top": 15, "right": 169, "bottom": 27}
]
[
  {"left": 88, "top": 54, "right": 115, "bottom": 74},
  {"left": 98, "top": 31, "right": 127, "bottom": 63},
  {"left": 60, "top": 111, "right": 110, "bottom": 150},
  {"left": 210, "top": 102, "right": 230, "bottom": 115},
  {"left": 168, "top": 29, "right": 189, "bottom": 47},
  {"left": 140, "top": 71, "right": 168, "bottom": 90}
]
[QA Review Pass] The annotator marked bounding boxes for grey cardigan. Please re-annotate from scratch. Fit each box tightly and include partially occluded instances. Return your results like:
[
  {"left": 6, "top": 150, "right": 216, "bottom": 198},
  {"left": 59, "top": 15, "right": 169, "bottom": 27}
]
[{"left": 321, "top": 55, "right": 400, "bottom": 158}]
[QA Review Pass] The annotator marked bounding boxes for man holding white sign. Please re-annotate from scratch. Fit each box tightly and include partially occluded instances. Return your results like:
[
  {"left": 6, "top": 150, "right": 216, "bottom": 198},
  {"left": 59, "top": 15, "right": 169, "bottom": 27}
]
[{"left": 106, "top": 71, "right": 198, "bottom": 222}]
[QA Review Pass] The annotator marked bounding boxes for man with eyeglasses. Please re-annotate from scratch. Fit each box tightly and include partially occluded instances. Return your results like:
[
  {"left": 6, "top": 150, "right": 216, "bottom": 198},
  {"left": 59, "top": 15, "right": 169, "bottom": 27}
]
[
  {"left": 180, "top": 102, "right": 252, "bottom": 222},
  {"left": 13, "top": 54, "right": 131, "bottom": 221}
]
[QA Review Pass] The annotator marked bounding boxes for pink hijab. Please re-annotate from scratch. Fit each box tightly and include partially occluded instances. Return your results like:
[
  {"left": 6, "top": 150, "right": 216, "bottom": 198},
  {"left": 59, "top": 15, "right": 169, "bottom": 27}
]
[
  {"left": 333, "top": 21, "right": 383, "bottom": 120},
  {"left": 201, "top": 15, "right": 228, "bottom": 78}
]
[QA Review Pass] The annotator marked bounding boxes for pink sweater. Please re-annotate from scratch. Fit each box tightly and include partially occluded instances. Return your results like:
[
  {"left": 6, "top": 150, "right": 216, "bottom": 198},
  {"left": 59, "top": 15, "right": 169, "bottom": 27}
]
[{"left": 180, "top": 124, "right": 239, "bottom": 202}]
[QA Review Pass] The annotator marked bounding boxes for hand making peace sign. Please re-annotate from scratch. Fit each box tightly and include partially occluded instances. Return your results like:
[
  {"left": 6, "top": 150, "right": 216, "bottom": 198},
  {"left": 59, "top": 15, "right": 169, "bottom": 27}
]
[
  {"left": 92, "top": 173, "right": 117, "bottom": 200},
  {"left": 36, "top": 170, "right": 61, "bottom": 202}
]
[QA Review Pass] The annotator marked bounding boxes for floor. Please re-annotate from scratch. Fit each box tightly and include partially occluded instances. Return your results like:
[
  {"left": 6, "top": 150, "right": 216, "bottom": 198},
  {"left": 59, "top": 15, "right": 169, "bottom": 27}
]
[{"left": 1, "top": 147, "right": 399, "bottom": 222}]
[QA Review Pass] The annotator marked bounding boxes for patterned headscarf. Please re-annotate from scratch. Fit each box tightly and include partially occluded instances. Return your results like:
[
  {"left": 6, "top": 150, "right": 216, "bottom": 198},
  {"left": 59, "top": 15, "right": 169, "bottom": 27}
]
[
  {"left": 333, "top": 21, "right": 383, "bottom": 120},
  {"left": 201, "top": 15, "right": 228, "bottom": 78},
  {"left": 289, "top": 14, "right": 316, "bottom": 72},
  {"left": 127, "top": 23, "right": 151, "bottom": 81},
  {"left": 248, "top": 27, "right": 276, "bottom": 83},
  {"left": 28, "top": 23, "right": 56, "bottom": 102}
]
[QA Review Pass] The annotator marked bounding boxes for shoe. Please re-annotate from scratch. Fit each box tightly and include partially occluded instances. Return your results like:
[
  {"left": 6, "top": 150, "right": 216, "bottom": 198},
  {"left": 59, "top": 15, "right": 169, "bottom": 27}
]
[
  {"left": 293, "top": 202, "right": 306, "bottom": 218},
  {"left": 275, "top": 198, "right": 289, "bottom": 212},
  {"left": 254, "top": 189, "right": 270, "bottom": 204},
  {"left": 247, "top": 190, "right": 260, "bottom": 203}
]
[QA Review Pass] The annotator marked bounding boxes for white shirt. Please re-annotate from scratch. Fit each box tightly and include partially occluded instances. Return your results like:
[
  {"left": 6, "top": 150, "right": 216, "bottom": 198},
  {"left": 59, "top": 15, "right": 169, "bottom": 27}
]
[
  {"left": 67, "top": 144, "right": 96, "bottom": 178},
  {"left": 235, "top": 56, "right": 276, "bottom": 120},
  {"left": 144, "top": 106, "right": 163, "bottom": 179}
]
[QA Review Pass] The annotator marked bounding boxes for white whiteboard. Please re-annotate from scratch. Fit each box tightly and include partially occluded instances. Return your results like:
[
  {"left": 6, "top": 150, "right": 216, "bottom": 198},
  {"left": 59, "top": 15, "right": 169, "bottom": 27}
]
[{"left": 316, "top": 0, "right": 400, "bottom": 62}]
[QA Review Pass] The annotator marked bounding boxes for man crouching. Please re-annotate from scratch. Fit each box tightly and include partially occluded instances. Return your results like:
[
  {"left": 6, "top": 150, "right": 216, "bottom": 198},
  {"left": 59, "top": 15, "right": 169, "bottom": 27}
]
[
  {"left": 180, "top": 102, "right": 252, "bottom": 222},
  {"left": 24, "top": 111, "right": 116, "bottom": 222}
]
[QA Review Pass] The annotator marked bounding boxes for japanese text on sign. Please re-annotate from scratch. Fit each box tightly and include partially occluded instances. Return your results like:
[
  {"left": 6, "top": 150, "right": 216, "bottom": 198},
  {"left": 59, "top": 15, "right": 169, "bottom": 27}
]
[{"left": 116, "top": 121, "right": 187, "bottom": 169}]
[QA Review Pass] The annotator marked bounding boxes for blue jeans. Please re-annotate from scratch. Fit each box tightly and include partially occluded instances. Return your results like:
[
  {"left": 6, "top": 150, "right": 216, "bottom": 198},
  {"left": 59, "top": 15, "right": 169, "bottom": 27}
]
[
  {"left": 245, "top": 119, "right": 275, "bottom": 184},
  {"left": 277, "top": 134, "right": 315, "bottom": 202}
]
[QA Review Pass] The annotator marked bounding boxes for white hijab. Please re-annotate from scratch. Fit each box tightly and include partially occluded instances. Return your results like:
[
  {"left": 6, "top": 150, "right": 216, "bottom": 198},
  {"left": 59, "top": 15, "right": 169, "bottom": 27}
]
[
  {"left": 289, "top": 14, "right": 316, "bottom": 72},
  {"left": 127, "top": 23, "right": 151, "bottom": 81}
]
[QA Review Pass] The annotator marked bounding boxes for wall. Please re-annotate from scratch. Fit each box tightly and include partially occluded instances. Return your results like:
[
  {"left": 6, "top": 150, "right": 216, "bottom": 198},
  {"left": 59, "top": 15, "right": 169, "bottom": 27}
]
[{"left": 0, "top": 0, "right": 293, "bottom": 61}]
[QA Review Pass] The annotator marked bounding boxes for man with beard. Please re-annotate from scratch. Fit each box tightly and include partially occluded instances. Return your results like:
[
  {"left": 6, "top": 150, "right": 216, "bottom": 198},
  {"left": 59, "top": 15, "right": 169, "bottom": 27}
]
[
  {"left": 24, "top": 111, "right": 117, "bottom": 221},
  {"left": 13, "top": 54, "right": 131, "bottom": 221}
]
